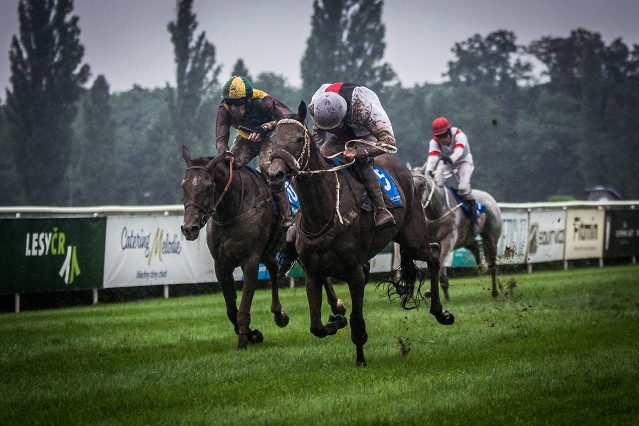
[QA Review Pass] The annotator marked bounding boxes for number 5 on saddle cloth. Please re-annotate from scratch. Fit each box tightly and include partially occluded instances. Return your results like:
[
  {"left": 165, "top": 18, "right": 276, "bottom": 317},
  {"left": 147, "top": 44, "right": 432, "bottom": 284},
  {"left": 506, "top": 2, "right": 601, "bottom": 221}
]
[{"left": 330, "top": 157, "right": 403, "bottom": 212}]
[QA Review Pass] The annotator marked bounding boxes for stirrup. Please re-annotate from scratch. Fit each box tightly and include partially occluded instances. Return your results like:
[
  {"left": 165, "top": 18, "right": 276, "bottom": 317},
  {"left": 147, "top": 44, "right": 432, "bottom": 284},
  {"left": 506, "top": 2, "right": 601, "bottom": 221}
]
[
  {"left": 277, "top": 247, "right": 297, "bottom": 280},
  {"left": 374, "top": 209, "right": 395, "bottom": 229}
]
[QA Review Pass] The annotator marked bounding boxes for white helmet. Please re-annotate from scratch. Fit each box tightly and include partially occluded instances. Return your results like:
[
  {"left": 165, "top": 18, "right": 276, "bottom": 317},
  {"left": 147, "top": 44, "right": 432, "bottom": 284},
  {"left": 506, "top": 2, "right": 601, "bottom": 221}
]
[{"left": 313, "top": 92, "right": 347, "bottom": 130}]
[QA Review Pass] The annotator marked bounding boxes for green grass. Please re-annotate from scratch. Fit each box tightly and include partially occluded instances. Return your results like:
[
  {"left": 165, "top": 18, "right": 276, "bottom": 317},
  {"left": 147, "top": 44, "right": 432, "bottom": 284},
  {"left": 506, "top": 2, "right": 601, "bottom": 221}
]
[{"left": 1, "top": 265, "right": 638, "bottom": 425}]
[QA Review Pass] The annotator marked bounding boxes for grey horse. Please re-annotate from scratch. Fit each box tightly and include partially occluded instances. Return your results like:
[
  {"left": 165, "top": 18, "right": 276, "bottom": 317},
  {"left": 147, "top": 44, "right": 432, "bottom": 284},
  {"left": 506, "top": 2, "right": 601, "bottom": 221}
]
[{"left": 411, "top": 164, "right": 502, "bottom": 299}]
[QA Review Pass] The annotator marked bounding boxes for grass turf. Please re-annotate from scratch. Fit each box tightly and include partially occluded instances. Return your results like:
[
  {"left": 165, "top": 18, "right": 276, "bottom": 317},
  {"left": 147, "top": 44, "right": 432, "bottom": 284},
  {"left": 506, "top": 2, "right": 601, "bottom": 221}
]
[{"left": 1, "top": 264, "right": 638, "bottom": 425}]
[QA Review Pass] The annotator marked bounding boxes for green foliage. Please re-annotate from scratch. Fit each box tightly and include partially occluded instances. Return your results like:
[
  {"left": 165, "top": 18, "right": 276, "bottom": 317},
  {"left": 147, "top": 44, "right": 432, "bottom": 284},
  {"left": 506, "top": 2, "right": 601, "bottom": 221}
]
[
  {"left": 230, "top": 59, "right": 252, "bottom": 82},
  {"left": 5, "top": 0, "right": 90, "bottom": 205},
  {"left": 301, "top": 0, "right": 395, "bottom": 99},
  {"left": 161, "top": 0, "right": 221, "bottom": 203},
  {"left": 1, "top": 265, "right": 638, "bottom": 424},
  {"left": 2, "top": 1, "right": 638, "bottom": 207},
  {"left": 0, "top": 105, "right": 24, "bottom": 204},
  {"left": 254, "top": 72, "right": 304, "bottom": 115},
  {"left": 68, "top": 75, "right": 116, "bottom": 205}
]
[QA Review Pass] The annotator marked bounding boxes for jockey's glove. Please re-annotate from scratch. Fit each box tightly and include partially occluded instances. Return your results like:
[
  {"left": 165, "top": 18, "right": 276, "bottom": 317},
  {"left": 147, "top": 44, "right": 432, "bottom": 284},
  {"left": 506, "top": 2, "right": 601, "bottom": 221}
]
[
  {"left": 252, "top": 123, "right": 273, "bottom": 136},
  {"left": 440, "top": 154, "right": 453, "bottom": 165}
]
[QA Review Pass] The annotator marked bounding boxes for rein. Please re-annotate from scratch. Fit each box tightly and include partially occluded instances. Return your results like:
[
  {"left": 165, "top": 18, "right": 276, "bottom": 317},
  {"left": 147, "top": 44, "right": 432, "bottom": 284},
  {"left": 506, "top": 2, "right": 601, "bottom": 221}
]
[
  {"left": 184, "top": 157, "right": 242, "bottom": 225},
  {"left": 414, "top": 172, "right": 462, "bottom": 223}
]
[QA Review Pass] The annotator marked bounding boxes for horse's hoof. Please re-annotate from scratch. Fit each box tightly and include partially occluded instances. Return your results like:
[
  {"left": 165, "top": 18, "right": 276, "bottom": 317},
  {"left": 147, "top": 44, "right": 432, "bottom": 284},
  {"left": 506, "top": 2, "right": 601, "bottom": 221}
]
[
  {"left": 237, "top": 334, "right": 249, "bottom": 351},
  {"left": 275, "top": 311, "right": 290, "bottom": 328},
  {"left": 328, "top": 314, "right": 348, "bottom": 329},
  {"left": 332, "top": 299, "right": 347, "bottom": 316},
  {"left": 438, "top": 310, "right": 455, "bottom": 325},
  {"left": 249, "top": 329, "right": 264, "bottom": 344},
  {"left": 356, "top": 359, "right": 367, "bottom": 367},
  {"left": 325, "top": 322, "right": 339, "bottom": 336}
]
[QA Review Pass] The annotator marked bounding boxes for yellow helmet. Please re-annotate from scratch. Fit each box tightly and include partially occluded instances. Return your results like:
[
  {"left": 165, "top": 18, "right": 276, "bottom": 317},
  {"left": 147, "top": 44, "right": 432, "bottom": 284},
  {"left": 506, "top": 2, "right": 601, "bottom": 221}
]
[{"left": 222, "top": 76, "right": 253, "bottom": 100}]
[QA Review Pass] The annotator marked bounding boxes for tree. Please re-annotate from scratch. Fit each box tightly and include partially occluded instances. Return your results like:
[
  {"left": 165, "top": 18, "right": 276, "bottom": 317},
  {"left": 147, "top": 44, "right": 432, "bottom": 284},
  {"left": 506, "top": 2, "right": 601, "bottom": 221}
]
[
  {"left": 301, "top": 0, "right": 395, "bottom": 99},
  {"left": 0, "top": 105, "right": 24, "bottom": 205},
  {"left": 161, "top": 0, "right": 221, "bottom": 202},
  {"left": 230, "top": 59, "right": 252, "bottom": 81},
  {"left": 5, "top": 0, "right": 90, "bottom": 205},
  {"left": 69, "top": 75, "right": 116, "bottom": 205},
  {"left": 529, "top": 29, "right": 639, "bottom": 198},
  {"left": 446, "top": 30, "right": 532, "bottom": 90}
]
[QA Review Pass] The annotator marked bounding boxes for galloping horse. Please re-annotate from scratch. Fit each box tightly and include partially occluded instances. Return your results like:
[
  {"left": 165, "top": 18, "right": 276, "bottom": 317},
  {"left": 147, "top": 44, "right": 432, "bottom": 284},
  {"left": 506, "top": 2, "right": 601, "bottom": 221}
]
[
  {"left": 412, "top": 165, "right": 502, "bottom": 299},
  {"left": 265, "top": 102, "right": 454, "bottom": 366},
  {"left": 180, "top": 146, "right": 344, "bottom": 350}
]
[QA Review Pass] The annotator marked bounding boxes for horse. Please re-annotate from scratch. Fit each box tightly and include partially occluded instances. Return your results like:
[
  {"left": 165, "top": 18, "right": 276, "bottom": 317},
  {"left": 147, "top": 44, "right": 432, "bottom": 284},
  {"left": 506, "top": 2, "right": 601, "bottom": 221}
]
[
  {"left": 264, "top": 102, "right": 454, "bottom": 366},
  {"left": 180, "top": 146, "right": 345, "bottom": 350},
  {"left": 411, "top": 165, "right": 502, "bottom": 299}
]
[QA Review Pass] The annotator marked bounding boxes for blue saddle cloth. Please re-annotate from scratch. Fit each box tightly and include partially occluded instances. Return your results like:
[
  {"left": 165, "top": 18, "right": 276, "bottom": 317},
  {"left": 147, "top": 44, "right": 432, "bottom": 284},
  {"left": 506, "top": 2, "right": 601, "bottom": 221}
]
[
  {"left": 330, "top": 158, "right": 403, "bottom": 207},
  {"left": 447, "top": 186, "right": 485, "bottom": 217},
  {"left": 284, "top": 180, "right": 300, "bottom": 215}
]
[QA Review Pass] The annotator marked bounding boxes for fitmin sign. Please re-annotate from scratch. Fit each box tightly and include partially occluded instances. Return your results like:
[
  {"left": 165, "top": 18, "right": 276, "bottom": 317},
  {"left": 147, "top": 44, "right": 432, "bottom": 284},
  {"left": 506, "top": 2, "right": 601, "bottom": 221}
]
[
  {"left": 103, "top": 215, "right": 215, "bottom": 288},
  {"left": 564, "top": 209, "right": 605, "bottom": 260}
]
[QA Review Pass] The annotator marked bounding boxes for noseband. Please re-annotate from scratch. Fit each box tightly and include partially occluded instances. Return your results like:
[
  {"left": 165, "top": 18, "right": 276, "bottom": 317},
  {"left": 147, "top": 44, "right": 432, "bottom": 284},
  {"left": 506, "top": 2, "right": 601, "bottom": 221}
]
[{"left": 184, "top": 157, "right": 236, "bottom": 227}]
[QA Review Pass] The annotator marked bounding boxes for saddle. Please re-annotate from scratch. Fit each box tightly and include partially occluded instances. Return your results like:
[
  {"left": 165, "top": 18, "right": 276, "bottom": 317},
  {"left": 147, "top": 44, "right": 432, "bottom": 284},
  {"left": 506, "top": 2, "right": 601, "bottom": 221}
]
[
  {"left": 447, "top": 186, "right": 486, "bottom": 219},
  {"left": 330, "top": 157, "right": 403, "bottom": 213}
]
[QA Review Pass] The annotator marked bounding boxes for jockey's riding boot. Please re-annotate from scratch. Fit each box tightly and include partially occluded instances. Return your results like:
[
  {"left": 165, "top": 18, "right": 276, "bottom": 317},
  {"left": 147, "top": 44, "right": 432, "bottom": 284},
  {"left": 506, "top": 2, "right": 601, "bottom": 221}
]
[
  {"left": 465, "top": 199, "right": 480, "bottom": 235},
  {"left": 277, "top": 224, "right": 298, "bottom": 280},
  {"left": 359, "top": 163, "right": 396, "bottom": 229},
  {"left": 275, "top": 189, "right": 294, "bottom": 230}
]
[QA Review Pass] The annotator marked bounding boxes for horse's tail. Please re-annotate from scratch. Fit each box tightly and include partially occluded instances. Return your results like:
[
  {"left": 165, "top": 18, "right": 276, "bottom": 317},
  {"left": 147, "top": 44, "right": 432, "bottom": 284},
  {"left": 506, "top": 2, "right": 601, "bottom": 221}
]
[{"left": 379, "top": 246, "right": 427, "bottom": 310}]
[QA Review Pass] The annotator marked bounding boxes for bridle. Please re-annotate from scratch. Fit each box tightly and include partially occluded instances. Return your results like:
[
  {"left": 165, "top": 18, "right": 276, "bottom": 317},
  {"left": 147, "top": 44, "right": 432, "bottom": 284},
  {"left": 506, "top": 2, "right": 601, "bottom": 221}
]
[
  {"left": 183, "top": 157, "right": 237, "bottom": 227},
  {"left": 414, "top": 171, "right": 462, "bottom": 223}
]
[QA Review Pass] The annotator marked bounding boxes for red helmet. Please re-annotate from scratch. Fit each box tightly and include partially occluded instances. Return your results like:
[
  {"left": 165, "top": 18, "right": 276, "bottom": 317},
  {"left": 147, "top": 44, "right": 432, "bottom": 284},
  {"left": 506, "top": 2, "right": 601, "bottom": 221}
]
[{"left": 432, "top": 117, "right": 451, "bottom": 136}]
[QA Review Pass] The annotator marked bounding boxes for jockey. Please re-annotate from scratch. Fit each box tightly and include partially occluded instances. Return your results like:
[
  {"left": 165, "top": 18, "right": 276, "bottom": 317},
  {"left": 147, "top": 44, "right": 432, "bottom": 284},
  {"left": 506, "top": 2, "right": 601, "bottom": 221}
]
[
  {"left": 216, "top": 75, "right": 295, "bottom": 230},
  {"left": 308, "top": 82, "right": 396, "bottom": 229},
  {"left": 425, "top": 117, "right": 480, "bottom": 235}
]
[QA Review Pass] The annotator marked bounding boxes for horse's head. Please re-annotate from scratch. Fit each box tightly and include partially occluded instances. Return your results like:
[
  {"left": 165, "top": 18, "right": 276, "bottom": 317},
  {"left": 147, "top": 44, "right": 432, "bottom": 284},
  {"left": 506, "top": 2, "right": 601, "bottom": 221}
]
[
  {"left": 411, "top": 165, "right": 428, "bottom": 198},
  {"left": 265, "top": 101, "right": 310, "bottom": 191},
  {"left": 180, "top": 145, "right": 224, "bottom": 240}
]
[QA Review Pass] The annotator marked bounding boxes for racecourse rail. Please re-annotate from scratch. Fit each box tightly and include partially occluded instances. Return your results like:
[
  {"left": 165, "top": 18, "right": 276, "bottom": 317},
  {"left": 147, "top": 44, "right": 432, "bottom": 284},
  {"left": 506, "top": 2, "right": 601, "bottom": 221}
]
[{"left": 2, "top": 200, "right": 637, "bottom": 313}]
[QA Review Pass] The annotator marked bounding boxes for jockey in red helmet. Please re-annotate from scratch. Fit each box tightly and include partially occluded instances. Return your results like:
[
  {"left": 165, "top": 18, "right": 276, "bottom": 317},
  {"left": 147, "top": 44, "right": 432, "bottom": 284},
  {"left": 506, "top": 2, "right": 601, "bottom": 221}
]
[{"left": 425, "top": 117, "right": 480, "bottom": 235}]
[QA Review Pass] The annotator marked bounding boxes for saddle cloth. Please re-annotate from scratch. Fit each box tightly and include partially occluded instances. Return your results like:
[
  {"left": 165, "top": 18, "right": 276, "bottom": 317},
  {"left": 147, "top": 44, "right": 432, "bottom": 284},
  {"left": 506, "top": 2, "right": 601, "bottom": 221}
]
[
  {"left": 447, "top": 186, "right": 486, "bottom": 218},
  {"left": 329, "top": 158, "right": 403, "bottom": 211}
]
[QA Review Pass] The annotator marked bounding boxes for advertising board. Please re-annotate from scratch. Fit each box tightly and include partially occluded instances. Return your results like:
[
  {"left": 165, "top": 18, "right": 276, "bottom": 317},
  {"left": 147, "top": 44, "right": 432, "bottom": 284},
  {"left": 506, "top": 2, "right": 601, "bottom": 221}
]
[
  {"left": 564, "top": 209, "right": 605, "bottom": 260},
  {"left": 0, "top": 217, "right": 106, "bottom": 293},
  {"left": 103, "top": 215, "right": 217, "bottom": 288},
  {"left": 497, "top": 211, "right": 528, "bottom": 265},
  {"left": 527, "top": 210, "right": 566, "bottom": 263},
  {"left": 604, "top": 209, "right": 639, "bottom": 258}
]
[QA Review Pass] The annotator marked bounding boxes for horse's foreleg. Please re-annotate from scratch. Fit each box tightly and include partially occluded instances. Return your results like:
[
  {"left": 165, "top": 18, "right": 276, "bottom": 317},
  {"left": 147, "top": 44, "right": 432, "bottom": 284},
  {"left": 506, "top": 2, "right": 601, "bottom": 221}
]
[
  {"left": 438, "top": 239, "right": 454, "bottom": 301},
  {"left": 346, "top": 269, "right": 368, "bottom": 367},
  {"left": 484, "top": 237, "right": 499, "bottom": 298},
  {"left": 306, "top": 273, "right": 346, "bottom": 337},
  {"left": 216, "top": 267, "right": 239, "bottom": 335},
  {"left": 324, "top": 277, "right": 346, "bottom": 316},
  {"left": 237, "top": 261, "right": 261, "bottom": 350},
  {"left": 425, "top": 253, "right": 455, "bottom": 326},
  {"left": 265, "top": 256, "right": 289, "bottom": 327}
]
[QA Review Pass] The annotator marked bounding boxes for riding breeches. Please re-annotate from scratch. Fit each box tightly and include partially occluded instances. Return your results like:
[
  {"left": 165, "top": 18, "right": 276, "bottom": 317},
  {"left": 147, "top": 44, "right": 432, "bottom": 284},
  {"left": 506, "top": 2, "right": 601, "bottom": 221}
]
[
  {"left": 435, "top": 160, "right": 474, "bottom": 197},
  {"left": 230, "top": 135, "right": 261, "bottom": 168}
]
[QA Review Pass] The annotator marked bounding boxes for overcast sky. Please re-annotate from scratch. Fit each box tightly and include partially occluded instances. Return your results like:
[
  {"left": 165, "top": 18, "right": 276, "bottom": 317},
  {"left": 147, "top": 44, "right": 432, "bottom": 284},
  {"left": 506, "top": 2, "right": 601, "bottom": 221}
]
[{"left": 1, "top": 0, "right": 638, "bottom": 95}]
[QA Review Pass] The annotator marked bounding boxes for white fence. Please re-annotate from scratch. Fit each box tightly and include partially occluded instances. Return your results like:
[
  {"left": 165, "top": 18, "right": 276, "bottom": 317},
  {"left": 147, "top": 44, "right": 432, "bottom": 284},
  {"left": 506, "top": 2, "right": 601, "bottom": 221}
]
[{"left": 2, "top": 200, "right": 638, "bottom": 312}]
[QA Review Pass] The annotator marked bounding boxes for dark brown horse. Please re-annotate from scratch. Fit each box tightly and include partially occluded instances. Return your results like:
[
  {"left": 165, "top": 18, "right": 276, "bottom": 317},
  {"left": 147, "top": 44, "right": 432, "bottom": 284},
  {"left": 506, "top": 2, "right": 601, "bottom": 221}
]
[
  {"left": 180, "top": 146, "right": 345, "bottom": 350},
  {"left": 264, "top": 103, "right": 454, "bottom": 366},
  {"left": 412, "top": 166, "right": 502, "bottom": 299}
]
